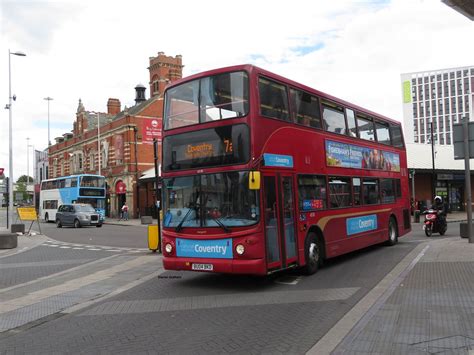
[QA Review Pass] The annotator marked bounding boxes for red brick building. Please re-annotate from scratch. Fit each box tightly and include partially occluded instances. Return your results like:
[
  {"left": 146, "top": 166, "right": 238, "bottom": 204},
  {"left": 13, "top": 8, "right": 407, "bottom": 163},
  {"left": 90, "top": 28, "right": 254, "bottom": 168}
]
[{"left": 47, "top": 52, "right": 183, "bottom": 218}]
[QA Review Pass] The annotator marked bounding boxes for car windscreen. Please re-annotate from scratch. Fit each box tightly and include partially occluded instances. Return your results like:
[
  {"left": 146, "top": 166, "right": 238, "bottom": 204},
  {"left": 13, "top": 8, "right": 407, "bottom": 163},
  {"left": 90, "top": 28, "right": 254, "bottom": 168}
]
[{"left": 74, "top": 205, "right": 96, "bottom": 213}]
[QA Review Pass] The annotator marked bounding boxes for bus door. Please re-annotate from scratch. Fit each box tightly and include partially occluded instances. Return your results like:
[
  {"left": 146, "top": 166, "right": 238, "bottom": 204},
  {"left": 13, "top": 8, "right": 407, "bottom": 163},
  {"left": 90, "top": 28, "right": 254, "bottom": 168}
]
[{"left": 263, "top": 174, "right": 298, "bottom": 271}]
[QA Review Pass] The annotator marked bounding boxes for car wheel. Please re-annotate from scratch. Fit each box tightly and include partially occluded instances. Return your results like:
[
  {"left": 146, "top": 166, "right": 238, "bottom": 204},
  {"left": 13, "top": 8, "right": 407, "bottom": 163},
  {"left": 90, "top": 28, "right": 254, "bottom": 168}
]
[
  {"left": 302, "top": 232, "right": 323, "bottom": 275},
  {"left": 74, "top": 219, "right": 81, "bottom": 228},
  {"left": 96, "top": 224, "right": 102, "bottom": 228},
  {"left": 56, "top": 219, "right": 62, "bottom": 228},
  {"left": 45, "top": 213, "right": 49, "bottom": 223},
  {"left": 385, "top": 217, "right": 398, "bottom": 246}
]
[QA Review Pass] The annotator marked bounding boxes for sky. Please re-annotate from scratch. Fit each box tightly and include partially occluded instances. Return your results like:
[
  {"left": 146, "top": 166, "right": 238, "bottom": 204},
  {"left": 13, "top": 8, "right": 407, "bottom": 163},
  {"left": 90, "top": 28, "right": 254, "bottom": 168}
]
[{"left": 0, "top": 0, "right": 473, "bottom": 182}]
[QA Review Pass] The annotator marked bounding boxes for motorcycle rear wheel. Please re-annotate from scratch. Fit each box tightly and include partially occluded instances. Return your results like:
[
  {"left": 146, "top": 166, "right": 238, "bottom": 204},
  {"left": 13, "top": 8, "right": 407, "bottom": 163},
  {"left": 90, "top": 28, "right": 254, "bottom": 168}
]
[
  {"left": 425, "top": 225, "right": 432, "bottom": 237},
  {"left": 439, "top": 224, "right": 447, "bottom": 236}
]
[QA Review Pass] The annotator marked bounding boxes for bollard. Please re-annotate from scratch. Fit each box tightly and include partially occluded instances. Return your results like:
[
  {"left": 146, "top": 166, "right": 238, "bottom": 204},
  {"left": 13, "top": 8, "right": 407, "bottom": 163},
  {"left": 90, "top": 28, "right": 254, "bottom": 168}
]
[
  {"left": 0, "top": 232, "right": 18, "bottom": 249},
  {"left": 414, "top": 210, "right": 420, "bottom": 223},
  {"left": 147, "top": 224, "right": 160, "bottom": 252},
  {"left": 460, "top": 223, "right": 474, "bottom": 238},
  {"left": 11, "top": 224, "right": 25, "bottom": 234}
]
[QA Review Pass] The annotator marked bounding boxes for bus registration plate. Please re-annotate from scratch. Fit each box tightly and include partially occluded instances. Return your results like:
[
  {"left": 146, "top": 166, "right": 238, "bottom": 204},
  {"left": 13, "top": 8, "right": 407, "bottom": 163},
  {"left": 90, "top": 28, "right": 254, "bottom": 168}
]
[{"left": 192, "top": 263, "right": 213, "bottom": 271}]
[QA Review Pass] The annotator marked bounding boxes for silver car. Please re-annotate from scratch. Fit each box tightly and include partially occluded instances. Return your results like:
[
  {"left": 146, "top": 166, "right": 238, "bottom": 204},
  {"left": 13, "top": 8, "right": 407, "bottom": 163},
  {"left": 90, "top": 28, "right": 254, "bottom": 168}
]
[{"left": 56, "top": 203, "right": 103, "bottom": 228}]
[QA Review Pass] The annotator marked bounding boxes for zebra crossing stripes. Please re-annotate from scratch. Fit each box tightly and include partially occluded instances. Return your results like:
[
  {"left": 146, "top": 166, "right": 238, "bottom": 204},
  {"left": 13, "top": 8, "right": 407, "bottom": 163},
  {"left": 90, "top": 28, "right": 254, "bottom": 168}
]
[{"left": 42, "top": 240, "right": 147, "bottom": 254}]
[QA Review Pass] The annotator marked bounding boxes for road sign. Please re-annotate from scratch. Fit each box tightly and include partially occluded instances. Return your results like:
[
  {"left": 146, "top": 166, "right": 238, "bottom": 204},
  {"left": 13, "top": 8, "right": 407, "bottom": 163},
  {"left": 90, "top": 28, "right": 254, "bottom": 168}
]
[
  {"left": 17, "top": 207, "right": 38, "bottom": 221},
  {"left": 453, "top": 121, "right": 474, "bottom": 159}
]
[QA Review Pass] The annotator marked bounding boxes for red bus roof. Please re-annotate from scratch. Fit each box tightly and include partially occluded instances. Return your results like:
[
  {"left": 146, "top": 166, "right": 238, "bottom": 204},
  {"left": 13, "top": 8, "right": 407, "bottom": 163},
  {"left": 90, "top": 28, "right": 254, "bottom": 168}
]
[{"left": 164, "top": 64, "right": 401, "bottom": 126}]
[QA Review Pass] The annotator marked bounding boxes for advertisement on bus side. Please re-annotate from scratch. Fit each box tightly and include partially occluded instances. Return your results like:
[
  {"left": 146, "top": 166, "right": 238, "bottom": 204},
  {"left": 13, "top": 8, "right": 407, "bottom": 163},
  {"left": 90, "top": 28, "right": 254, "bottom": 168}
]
[{"left": 325, "top": 140, "right": 400, "bottom": 172}]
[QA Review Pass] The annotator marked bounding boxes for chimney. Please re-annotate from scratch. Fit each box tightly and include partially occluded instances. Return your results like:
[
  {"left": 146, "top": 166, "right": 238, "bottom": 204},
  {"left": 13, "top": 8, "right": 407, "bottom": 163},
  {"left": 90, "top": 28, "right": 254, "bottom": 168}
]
[
  {"left": 107, "top": 98, "right": 121, "bottom": 115},
  {"left": 135, "top": 84, "right": 146, "bottom": 105}
]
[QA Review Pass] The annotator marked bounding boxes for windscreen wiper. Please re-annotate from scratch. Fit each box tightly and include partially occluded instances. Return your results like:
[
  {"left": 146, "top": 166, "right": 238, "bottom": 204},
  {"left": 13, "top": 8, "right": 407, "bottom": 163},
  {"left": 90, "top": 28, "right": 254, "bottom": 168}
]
[
  {"left": 207, "top": 213, "right": 231, "bottom": 233},
  {"left": 175, "top": 204, "right": 197, "bottom": 232}
]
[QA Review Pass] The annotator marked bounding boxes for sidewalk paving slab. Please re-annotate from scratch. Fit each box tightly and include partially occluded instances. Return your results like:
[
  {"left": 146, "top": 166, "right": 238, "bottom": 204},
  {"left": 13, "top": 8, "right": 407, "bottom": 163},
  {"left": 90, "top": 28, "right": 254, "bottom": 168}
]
[{"left": 308, "top": 237, "right": 474, "bottom": 355}]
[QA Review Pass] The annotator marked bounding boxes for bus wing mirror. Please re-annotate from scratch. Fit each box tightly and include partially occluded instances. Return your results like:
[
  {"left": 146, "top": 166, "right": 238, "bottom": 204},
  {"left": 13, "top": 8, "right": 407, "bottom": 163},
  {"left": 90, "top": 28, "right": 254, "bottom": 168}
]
[{"left": 249, "top": 171, "right": 261, "bottom": 190}]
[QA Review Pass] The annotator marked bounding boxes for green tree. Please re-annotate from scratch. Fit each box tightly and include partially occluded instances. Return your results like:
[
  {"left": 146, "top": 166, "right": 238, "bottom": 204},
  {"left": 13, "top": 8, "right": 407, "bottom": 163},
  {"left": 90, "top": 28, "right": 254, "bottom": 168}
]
[{"left": 16, "top": 175, "right": 33, "bottom": 201}]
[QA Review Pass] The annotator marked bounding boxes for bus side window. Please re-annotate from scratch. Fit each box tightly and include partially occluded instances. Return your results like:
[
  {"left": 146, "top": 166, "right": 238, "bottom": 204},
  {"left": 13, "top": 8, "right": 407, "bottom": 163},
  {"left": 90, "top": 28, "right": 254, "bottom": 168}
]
[
  {"left": 363, "top": 178, "right": 379, "bottom": 205},
  {"left": 357, "top": 114, "right": 376, "bottom": 141},
  {"left": 329, "top": 176, "right": 351, "bottom": 208},
  {"left": 322, "top": 100, "right": 346, "bottom": 135},
  {"left": 298, "top": 175, "right": 327, "bottom": 211},
  {"left": 259, "top": 77, "right": 290, "bottom": 121},
  {"left": 290, "top": 88, "right": 322, "bottom": 129},
  {"left": 346, "top": 109, "right": 357, "bottom": 137},
  {"left": 352, "top": 178, "right": 361, "bottom": 205}
]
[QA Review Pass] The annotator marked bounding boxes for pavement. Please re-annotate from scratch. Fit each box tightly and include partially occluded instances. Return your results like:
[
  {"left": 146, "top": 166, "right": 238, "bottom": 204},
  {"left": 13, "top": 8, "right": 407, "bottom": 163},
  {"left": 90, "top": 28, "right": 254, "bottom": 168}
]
[
  {"left": 1, "top": 212, "right": 474, "bottom": 354},
  {"left": 104, "top": 217, "right": 157, "bottom": 227}
]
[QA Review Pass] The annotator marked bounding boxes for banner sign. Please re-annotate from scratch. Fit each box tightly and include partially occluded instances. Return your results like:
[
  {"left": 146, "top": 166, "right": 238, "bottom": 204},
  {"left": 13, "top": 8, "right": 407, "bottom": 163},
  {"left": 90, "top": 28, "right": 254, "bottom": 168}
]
[
  {"left": 263, "top": 153, "right": 294, "bottom": 168},
  {"left": 325, "top": 140, "right": 400, "bottom": 172},
  {"left": 176, "top": 238, "right": 232, "bottom": 259},
  {"left": 346, "top": 214, "right": 378, "bottom": 236},
  {"left": 143, "top": 118, "right": 162, "bottom": 145}
]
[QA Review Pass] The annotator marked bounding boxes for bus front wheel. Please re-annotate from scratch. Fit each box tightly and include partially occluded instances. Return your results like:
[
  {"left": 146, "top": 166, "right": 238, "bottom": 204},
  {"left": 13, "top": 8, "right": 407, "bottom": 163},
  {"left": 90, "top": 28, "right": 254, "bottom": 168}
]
[{"left": 303, "top": 232, "right": 322, "bottom": 275}]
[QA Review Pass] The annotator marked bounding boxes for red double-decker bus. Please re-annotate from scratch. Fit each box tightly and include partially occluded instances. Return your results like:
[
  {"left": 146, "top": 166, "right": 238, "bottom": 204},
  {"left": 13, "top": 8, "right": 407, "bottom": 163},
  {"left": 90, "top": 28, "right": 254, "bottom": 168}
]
[{"left": 161, "top": 64, "right": 411, "bottom": 275}]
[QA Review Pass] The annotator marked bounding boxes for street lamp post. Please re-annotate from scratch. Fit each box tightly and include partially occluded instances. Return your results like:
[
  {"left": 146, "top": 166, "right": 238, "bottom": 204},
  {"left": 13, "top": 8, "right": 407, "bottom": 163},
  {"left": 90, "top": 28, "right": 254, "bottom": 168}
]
[
  {"left": 26, "top": 137, "right": 30, "bottom": 202},
  {"left": 44, "top": 97, "right": 53, "bottom": 146},
  {"left": 7, "top": 49, "right": 26, "bottom": 229},
  {"left": 430, "top": 121, "right": 436, "bottom": 199}
]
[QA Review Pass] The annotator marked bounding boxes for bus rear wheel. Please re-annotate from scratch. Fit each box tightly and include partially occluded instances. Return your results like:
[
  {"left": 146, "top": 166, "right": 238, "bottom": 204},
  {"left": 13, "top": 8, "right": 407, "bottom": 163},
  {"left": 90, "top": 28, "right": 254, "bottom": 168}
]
[
  {"left": 303, "top": 232, "right": 322, "bottom": 275},
  {"left": 386, "top": 217, "right": 398, "bottom": 246}
]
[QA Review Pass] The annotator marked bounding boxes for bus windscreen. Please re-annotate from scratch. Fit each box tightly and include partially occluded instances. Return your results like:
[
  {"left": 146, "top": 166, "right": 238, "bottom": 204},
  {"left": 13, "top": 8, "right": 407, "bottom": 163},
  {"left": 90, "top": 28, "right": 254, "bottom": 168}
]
[{"left": 164, "top": 71, "right": 249, "bottom": 130}]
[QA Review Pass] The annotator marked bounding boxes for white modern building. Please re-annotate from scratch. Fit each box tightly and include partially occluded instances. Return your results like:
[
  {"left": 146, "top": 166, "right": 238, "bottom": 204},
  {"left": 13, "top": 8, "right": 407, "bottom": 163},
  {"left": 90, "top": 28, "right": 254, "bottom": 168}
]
[{"left": 401, "top": 66, "right": 474, "bottom": 145}]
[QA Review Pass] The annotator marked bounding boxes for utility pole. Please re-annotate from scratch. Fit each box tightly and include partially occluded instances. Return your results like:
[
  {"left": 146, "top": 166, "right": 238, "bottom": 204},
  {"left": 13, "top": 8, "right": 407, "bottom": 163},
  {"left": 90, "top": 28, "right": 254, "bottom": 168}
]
[{"left": 463, "top": 116, "right": 473, "bottom": 243}]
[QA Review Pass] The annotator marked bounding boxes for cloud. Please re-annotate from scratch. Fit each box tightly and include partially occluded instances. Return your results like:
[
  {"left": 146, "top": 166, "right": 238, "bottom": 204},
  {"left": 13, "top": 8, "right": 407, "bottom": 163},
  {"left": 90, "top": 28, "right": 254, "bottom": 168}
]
[{"left": 0, "top": 1, "right": 84, "bottom": 53}]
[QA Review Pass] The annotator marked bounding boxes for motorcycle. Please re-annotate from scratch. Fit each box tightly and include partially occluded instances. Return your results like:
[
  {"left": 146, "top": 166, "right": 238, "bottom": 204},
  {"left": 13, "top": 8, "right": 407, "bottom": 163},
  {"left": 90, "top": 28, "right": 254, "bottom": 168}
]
[{"left": 422, "top": 209, "right": 447, "bottom": 237}]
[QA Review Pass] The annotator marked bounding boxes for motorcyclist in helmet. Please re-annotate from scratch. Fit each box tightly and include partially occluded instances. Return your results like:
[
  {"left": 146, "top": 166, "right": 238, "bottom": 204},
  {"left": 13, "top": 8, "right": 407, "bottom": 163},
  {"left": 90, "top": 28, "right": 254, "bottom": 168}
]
[{"left": 431, "top": 195, "right": 447, "bottom": 225}]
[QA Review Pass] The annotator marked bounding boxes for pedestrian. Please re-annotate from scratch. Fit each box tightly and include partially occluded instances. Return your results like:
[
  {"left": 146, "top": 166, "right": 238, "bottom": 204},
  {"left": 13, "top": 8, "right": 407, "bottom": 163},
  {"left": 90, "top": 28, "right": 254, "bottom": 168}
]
[{"left": 121, "top": 203, "right": 129, "bottom": 221}]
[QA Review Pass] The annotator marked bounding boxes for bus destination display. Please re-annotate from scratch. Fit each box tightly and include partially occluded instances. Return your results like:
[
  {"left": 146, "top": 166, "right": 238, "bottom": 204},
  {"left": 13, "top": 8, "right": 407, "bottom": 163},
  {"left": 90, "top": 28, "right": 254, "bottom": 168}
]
[{"left": 163, "top": 124, "right": 249, "bottom": 171}]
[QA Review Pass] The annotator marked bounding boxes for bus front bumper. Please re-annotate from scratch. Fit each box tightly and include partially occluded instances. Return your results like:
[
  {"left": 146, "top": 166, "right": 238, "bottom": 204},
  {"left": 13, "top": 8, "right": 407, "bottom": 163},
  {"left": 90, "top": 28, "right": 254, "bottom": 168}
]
[{"left": 163, "top": 257, "right": 267, "bottom": 275}]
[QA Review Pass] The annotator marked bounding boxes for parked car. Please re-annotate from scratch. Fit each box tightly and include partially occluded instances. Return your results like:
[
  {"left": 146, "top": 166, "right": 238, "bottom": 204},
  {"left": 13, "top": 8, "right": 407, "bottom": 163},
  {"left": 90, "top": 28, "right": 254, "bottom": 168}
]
[{"left": 56, "top": 203, "right": 103, "bottom": 228}]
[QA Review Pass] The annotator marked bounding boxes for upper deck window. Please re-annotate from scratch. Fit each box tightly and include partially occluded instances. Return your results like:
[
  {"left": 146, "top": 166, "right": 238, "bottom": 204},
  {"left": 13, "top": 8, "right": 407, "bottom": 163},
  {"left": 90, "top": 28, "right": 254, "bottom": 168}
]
[
  {"left": 346, "top": 109, "right": 357, "bottom": 137},
  {"left": 357, "top": 114, "right": 375, "bottom": 141},
  {"left": 259, "top": 78, "right": 290, "bottom": 121},
  {"left": 375, "top": 121, "right": 391, "bottom": 145},
  {"left": 164, "top": 71, "right": 249, "bottom": 130},
  {"left": 390, "top": 124, "right": 404, "bottom": 148},
  {"left": 322, "top": 100, "right": 346, "bottom": 135},
  {"left": 290, "top": 89, "right": 322, "bottom": 128}
]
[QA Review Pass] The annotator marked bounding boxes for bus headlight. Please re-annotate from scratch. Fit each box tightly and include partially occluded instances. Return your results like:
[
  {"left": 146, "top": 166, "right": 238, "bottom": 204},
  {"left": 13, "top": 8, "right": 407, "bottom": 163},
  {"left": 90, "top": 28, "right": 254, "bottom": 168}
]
[
  {"left": 236, "top": 244, "right": 245, "bottom": 255},
  {"left": 165, "top": 243, "right": 173, "bottom": 253}
]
